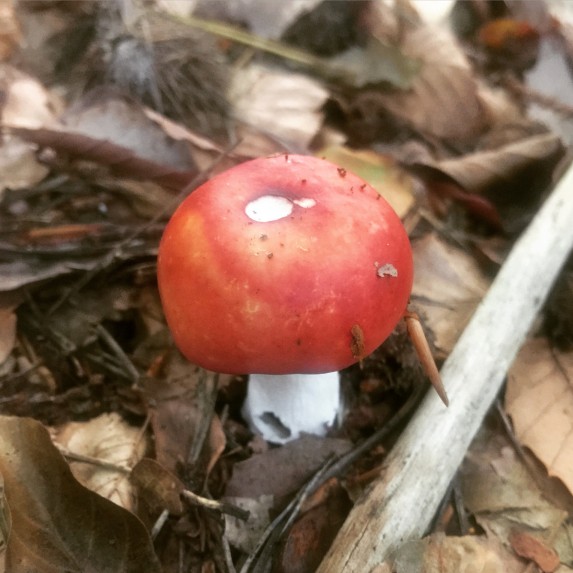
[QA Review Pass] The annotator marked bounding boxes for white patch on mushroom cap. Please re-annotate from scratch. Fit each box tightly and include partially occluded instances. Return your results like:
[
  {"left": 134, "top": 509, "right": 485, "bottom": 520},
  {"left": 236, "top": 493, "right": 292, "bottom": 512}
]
[
  {"left": 376, "top": 263, "right": 398, "bottom": 278},
  {"left": 245, "top": 195, "right": 316, "bottom": 222}
]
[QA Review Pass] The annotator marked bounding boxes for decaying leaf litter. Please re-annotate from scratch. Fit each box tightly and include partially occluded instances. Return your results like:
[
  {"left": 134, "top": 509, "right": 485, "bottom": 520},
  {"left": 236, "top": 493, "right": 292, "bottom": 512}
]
[{"left": 1, "top": 1, "right": 573, "bottom": 571}]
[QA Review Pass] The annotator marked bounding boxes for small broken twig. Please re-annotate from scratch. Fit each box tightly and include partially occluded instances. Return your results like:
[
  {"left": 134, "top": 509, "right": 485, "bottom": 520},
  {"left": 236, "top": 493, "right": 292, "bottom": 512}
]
[{"left": 181, "top": 489, "right": 250, "bottom": 521}]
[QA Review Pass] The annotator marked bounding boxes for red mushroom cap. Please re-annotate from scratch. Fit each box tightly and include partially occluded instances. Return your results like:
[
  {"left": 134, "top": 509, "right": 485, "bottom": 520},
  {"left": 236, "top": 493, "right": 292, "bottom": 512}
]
[{"left": 157, "top": 154, "right": 413, "bottom": 375}]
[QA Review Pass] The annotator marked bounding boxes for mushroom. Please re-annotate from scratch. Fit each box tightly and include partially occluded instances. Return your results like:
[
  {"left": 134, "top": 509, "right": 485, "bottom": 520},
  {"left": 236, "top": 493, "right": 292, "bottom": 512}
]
[{"left": 157, "top": 154, "right": 423, "bottom": 443}]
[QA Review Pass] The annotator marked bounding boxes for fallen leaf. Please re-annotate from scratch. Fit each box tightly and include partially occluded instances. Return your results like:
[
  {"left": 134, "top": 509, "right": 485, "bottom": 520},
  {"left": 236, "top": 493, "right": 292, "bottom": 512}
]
[
  {"left": 144, "top": 353, "right": 222, "bottom": 483},
  {"left": 0, "top": 258, "right": 104, "bottom": 293},
  {"left": 376, "top": 27, "right": 488, "bottom": 144},
  {"left": 0, "top": 137, "right": 49, "bottom": 194},
  {"left": 509, "top": 529, "right": 560, "bottom": 573},
  {"left": 229, "top": 62, "right": 328, "bottom": 150},
  {"left": 525, "top": 36, "right": 573, "bottom": 144},
  {"left": 424, "top": 132, "right": 562, "bottom": 196},
  {"left": 274, "top": 479, "right": 351, "bottom": 573},
  {"left": 0, "top": 415, "right": 160, "bottom": 573},
  {"left": 131, "top": 458, "right": 185, "bottom": 518},
  {"left": 387, "top": 534, "right": 525, "bottom": 573},
  {"left": 0, "top": 2, "right": 20, "bottom": 60},
  {"left": 10, "top": 125, "right": 195, "bottom": 192},
  {"left": 411, "top": 234, "right": 491, "bottom": 356},
  {"left": 461, "top": 427, "right": 573, "bottom": 568},
  {"left": 53, "top": 412, "right": 148, "bottom": 511},
  {"left": 317, "top": 146, "right": 415, "bottom": 217},
  {"left": 224, "top": 495, "right": 274, "bottom": 553},
  {"left": 328, "top": 39, "right": 420, "bottom": 90},
  {"left": 0, "top": 307, "right": 16, "bottom": 365},
  {"left": 0, "top": 63, "right": 58, "bottom": 128},
  {"left": 506, "top": 338, "right": 573, "bottom": 497},
  {"left": 224, "top": 435, "right": 351, "bottom": 502},
  {"left": 61, "top": 93, "right": 196, "bottom": 172}
]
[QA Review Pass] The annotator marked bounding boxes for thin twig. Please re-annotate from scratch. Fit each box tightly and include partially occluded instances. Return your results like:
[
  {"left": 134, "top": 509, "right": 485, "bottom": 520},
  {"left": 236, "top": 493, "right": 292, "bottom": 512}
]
[
  {"left": 95, "top": 324, "right": 140, "bottom": 382},
  {"left": 181, "top": 489, "right": 250, "bottom": 521},
  {"left": 221, "top": 534, "right": 238, "bottom": 573},
  {"left": 56, "top": 445, "right": 131, "bottom": 474},
  {"left": 150, "top": 508, "right": 170, "bottom": 540}
]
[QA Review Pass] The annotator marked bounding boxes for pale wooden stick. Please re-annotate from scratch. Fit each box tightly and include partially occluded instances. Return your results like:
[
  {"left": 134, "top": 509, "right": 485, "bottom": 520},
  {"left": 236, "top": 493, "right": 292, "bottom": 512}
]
[{"left": 317, "top": 161, "right": 573, "bottom": 572}]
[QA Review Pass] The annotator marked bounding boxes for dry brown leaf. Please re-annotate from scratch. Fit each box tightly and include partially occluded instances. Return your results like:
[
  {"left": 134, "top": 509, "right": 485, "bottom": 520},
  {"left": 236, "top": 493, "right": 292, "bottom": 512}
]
[
  {"left": 131, "top": 458, "right": 185, "bottom": 518},
  {"left": 229, "top": 62, "right": 328, "bottom": 150},
  {"left": 274, "top": 480, "right": 351, "bottom": 573},
  {"left": 145, "top": 354, "right": 222, "bottom": 480},
  {"left": 428, "top": 132, "right": 563, "bottom": 194},
  {"left": 386, "top": 534, "right": 524, "bottom": 573},
  {"left": 461, "top": 427, "right": 573, "bottom": 568},
  {"left": 0, "top": 3, "right": 20, "bottom": 61},
  {"left": 376, "top": 27, "right": 488, "bottom": 144},
  {"left": 0, "top": 258, "right": 100, "bottom": 292},
  {"left": 224, "top": 435, "right": 351, "bottom": 502},
  {"left": 329, "top": 40, "right": 420, "bottom": 90},
  {"left": 506, "top": 338, "right": 573, "bottom": 496},
  {"left": 317, "top": 146, "right": 415, "bottom": 217},
  {"left": 0, "top": 137, "right": 49, "bottom": 193},
  {"left": 143, "top": 107, "right": 236, "bottom": 173},
  {"left": 411, "top": 234, "right": 491, "bottom": 355},
  {"left": 10, "top": 125, "right": 195, "bottom": 191},
  {"left": 0, "top": 64, "right": 58, "bottom": 128},
  {"left": 224, "top": 495, "right": 274, "bottom": 554},
  {"left": 509, "top": 529, "right": 560, "bottom": 573},
  {"left": 0, "top": 415, "right": 160, "bottom": 573},
  {"left": 0, "top": 307, "right": 16, "bottom": 365},
  {"left": 62, "top": 94, "right": 196, "bottom": 172},
  {"left": 53, "top": 413, "right": 148, "bottom": 511}
]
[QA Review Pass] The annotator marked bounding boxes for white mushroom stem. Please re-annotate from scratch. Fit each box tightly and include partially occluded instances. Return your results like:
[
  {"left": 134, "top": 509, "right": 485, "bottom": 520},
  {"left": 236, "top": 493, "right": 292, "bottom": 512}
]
[{"left": 241, "top": 372, "right": 341, "bottom": 444}]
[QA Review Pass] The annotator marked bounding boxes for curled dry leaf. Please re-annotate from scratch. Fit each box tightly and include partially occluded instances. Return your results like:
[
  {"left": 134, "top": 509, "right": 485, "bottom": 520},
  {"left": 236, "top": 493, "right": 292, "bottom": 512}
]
[
  {"left": 9, "top": 125, "right": 195, "bottom": 191},
  {"left": 0, "top": 65, "right": 54, "bottom": 194},
  {"left": 386, "top": 534, "right": 524, "bottom": 573},
  {"left": 509, "top": 529, "right": 560, "bottom": 573},
  {"left": 317, "top": 146, "right": 415, "bottom": 217},
  {"left": 411, "top": 234, "right": 491, "bottom": 356},
  {"left": 375, "top": 27, "right": 488, "bottom": 144},
  {"left": 0, "top": 258, "right": 100, "bottom": 293},
  {"left": 0, "top": 307, "right": 16, "bottom": 365},
  {"left": 224, "top": 435, "right": 351, "bottom": 502},
  {"left": 423, "top": 132, "right": 562, "bottom": 195},
  {"left": 328, "top": 40, "right": 420, "bottom": 90},
  {"left": 224, "top": 495, "right": 274, "bottom": 554},
  {"left": 144, "top": 354, "right": 223, "bottom": 481},
  {"left": 130, "top": 458, "right": 185, "bottom": 518},
  {"left": 0, "top": 138, "right": 49, "bottom": 194},
  {"left": 61, "top": 94, "right": 196, "bottom": 172},
  {"left": 0, "top": 2, "right": 20, "bottom": 61},
  {"left": 506, "top": 338, "right": 573, "bottom": 497},
  {"left": 275, "top": 479, "right": 351, "bottom": 573},
  {"left": 0, "top": 415, "right": 160, "bottom": 573},
  {"left": 229, "top": 62, "right": 328, "bottom": 151},
  {"left": 0, "top": 64, "right": 57, "bottom": 128},
  {"left": 461, "top": 427, "right": 573, "bottom": 568},
  {"left": 53, "top": 412, "right": 148, "bottom": 511}
]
